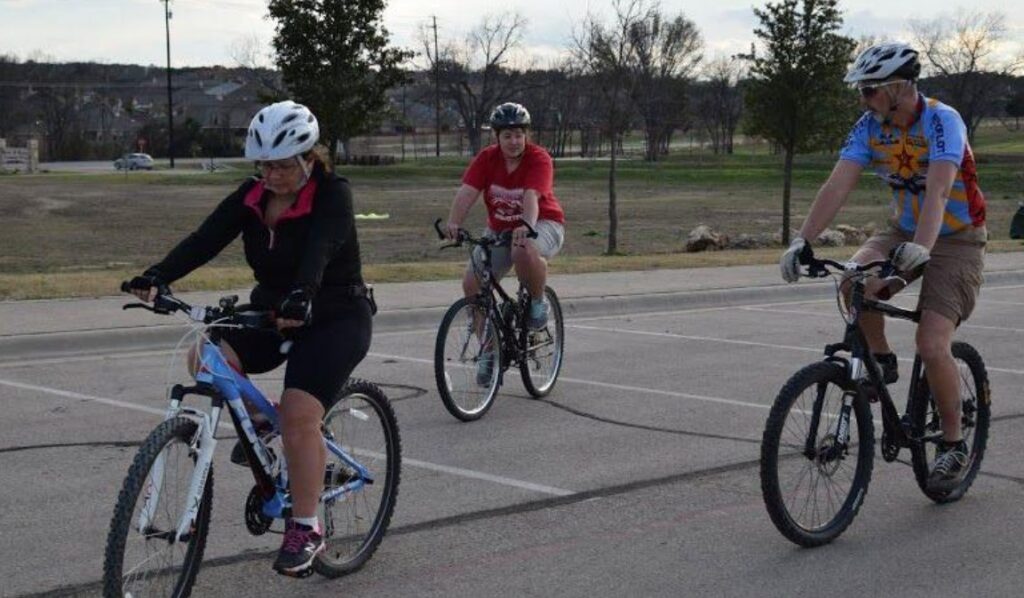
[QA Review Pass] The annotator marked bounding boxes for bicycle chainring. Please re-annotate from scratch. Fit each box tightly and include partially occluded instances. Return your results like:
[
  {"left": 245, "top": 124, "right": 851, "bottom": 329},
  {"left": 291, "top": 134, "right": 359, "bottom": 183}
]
[
  {"left": 244, "top": 485, "right": 273, "bottom": 536},
  {"left": 880, "top": 431, "right": 900, "bottom": 462}
]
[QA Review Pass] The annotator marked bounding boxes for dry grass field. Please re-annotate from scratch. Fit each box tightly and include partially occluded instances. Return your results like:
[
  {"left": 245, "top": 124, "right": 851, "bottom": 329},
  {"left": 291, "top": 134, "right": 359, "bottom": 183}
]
[{"left": 1, "top": 139, "right": 1021, "bottom": 299}]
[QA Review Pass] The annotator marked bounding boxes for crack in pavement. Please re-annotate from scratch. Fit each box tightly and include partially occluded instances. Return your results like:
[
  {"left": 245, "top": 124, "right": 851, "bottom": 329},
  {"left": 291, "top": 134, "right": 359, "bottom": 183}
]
[
  {"left": 22, "top": 410, "right": 1024, "bottom": 597},
  {"left": 16, "top": 455, "right": 767, "bottom": 598}
]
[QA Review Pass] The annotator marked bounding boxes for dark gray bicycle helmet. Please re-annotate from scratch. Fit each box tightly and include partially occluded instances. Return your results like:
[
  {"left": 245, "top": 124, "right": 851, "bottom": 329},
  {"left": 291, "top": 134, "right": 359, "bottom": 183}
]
[{"left": 489, "top": 102, "right": 531, "bottom": 130}]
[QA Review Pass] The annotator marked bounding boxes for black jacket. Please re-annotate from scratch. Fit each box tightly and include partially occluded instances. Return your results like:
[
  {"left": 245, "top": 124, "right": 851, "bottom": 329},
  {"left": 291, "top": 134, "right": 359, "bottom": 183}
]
[{"left": 146, "top": 165, "right": 363, "bottom": 314}]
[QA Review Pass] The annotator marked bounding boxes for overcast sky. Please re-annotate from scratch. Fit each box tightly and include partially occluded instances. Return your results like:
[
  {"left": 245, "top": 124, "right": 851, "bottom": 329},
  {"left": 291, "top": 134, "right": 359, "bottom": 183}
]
[{"left": 1, "top": 0, "right": 1021, "bottom": 70}]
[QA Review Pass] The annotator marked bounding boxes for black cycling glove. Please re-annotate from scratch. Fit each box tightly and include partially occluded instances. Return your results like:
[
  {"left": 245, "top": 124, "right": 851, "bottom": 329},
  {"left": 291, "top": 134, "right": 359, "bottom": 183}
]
[
  {"left": 279, "top": 288, "right": 313, "bottom": 324},
  {"left": 128, "top": 271, "right": 168, "bottom": 295}
]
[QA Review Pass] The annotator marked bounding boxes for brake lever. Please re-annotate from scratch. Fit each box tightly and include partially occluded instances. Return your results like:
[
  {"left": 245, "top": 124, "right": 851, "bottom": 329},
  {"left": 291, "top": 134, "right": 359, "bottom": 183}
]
[{"left": 123, "top": 303, "right": 155, "bottom": 312}]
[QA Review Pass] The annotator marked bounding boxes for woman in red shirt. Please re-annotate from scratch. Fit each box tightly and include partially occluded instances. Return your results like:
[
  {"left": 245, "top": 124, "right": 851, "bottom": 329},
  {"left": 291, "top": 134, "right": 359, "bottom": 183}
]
[{"left": 444, "top": 102, "right": 565, "bottom": 336}]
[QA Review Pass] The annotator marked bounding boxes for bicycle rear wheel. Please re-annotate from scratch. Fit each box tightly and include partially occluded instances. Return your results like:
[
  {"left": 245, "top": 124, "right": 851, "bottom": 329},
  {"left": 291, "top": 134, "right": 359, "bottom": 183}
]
[
  {"left": 103, "top": 416, "right": 212, "bottom": 598},
  {"left": 760, "top": 361, "right": 874, "bottom": 547},
  {"left": 314, "top": 379, "right": 401, "bottom": 578},
  {"left": 909, "top": 341, "right": 991, "bottom": 503},
  {"left": 434, "top": 297, "right": 501, "bottom": 421},
  {"left": 520, "top": 286, "right": 565, "bottom": 398}
]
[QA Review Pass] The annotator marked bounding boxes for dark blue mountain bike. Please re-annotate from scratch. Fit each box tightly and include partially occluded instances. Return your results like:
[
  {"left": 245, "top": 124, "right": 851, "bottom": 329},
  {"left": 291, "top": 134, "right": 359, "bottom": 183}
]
[
  {"left": 432, "top": 218, "right": 565, "bottom": 421},
  {"left": 102, "top": 287, "right": 401, "bottom": 596}
]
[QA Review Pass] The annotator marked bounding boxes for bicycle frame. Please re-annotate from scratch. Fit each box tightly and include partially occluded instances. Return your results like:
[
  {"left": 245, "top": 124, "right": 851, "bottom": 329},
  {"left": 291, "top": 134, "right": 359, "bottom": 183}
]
[
  {"left": 812, "top": 264, "right": 928, "bottom": 460},
  {"left": 138, "top": 332, "right": 373, "bottom": 543},
  {"left": 469, "top": 237, "right": 530, "bottom": 370}
]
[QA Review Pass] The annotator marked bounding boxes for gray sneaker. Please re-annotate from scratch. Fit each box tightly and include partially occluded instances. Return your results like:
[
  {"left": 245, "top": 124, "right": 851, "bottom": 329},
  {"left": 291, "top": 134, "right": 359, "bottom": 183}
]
[
  {"left": 927, "top": 440, "right": 968, "bottom": 492},
  {"left": 476, "top": 350, "right": 495, "bottom": 386}
]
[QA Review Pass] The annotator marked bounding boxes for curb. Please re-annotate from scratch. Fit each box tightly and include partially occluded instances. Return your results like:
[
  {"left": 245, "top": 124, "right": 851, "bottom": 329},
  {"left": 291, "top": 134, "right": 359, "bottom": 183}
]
[{"left": 3, "top": 269, "right": 1023, "bottom": 361}]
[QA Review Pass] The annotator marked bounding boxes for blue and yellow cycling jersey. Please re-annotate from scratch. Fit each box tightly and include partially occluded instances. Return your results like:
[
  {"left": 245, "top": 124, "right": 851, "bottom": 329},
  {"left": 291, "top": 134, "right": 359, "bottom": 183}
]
[{"left": 839, "top": 94, "right": 985, "bottom": 235}]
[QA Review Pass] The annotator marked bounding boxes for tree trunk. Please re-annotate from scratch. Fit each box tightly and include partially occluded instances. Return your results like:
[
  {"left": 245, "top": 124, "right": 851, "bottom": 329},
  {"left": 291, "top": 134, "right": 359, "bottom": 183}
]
[
  {"left": 606, "top": 134, "right": 619, "bottom": 255},
  {"left": 644, "top": 122, "right": 658, "bottom": 162},
  {"left": 468, "top": 127, "right": 483, "bottom": 156},
  {"left": 782, "top": 147, "right": 794, "bottom": 246}
]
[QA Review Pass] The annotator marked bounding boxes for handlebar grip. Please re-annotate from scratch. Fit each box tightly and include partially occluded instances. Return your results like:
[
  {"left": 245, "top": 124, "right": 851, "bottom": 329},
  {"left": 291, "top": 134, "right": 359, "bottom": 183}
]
[
  {"left": 433, "top": 218, "right": 447, "bottom": 240},
  {"left": 120, "top": 281, "right": 132, "bottom": 293}
]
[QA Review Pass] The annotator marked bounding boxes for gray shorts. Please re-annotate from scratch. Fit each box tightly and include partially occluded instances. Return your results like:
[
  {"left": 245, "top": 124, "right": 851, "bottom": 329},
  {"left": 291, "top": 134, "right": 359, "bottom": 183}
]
[{"left": 468, "top": 220, "right": 565, "bottom": 279}]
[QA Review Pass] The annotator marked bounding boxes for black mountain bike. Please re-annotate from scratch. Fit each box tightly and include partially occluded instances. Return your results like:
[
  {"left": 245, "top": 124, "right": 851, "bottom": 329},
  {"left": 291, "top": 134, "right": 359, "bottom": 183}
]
[
  {"left": 432, "top": 218, "right": 565, "bottom": 421},
  {"left": 760, "top": 253, "right": 990, "bottom": 547}
]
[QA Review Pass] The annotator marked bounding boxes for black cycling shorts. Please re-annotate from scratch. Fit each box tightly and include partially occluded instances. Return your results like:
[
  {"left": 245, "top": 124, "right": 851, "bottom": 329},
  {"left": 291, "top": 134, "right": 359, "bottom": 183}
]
[{"left": 219, "top": 298, "right": 373, "bottom": 406}]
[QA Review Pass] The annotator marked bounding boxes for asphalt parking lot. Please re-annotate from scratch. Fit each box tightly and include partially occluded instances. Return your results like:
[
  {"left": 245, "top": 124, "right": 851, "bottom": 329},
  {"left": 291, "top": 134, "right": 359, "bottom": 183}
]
[{"left": 2, "top": 272, "right": 1024, "bottom": 597}]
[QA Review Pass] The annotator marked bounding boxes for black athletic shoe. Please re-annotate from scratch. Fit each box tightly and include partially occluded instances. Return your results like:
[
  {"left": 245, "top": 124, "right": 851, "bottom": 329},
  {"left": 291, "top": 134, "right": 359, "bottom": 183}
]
[
  {"left": 927, "top": 440, "right": 969, "bottom": 492},
  {"left": 874, "top": 352, "right": 899, "bottom": 385},
  {"left": 273, "top": 520, "right": 325, "bottom": 577}
]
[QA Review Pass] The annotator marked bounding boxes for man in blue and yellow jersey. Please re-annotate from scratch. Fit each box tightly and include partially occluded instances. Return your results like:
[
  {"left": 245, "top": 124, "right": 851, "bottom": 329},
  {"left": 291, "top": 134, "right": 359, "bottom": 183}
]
[{"left": 779, "top": 42, "right": 987, "bottom": 493}]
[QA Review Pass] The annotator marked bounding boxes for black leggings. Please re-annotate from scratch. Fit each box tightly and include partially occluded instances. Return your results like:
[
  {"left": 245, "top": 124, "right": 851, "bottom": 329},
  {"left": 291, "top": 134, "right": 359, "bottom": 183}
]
[{"left": 219, "top": 299, "right": 373, "bottom": 406}]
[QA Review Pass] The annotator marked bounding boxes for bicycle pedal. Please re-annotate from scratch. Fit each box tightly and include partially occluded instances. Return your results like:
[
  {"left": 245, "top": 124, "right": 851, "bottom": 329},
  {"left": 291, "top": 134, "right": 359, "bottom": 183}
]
[{"left": 276, "top": 566, "right": 316, "bottom": 579}]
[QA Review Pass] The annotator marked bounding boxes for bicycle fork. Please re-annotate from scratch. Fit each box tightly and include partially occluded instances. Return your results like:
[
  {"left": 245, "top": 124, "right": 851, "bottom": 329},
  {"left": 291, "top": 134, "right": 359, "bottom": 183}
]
[{"left": 137, "top": 402, "right": 220, "bottom": 544}]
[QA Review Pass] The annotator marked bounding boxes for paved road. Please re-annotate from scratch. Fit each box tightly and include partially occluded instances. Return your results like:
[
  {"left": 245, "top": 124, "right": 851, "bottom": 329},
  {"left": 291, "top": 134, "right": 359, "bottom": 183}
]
[
  {"left": 38, "top": 158, "right": 249, "bottom": 174},
  {"left": 2, "top": 260, "right": 1024, "bottom": 597}
]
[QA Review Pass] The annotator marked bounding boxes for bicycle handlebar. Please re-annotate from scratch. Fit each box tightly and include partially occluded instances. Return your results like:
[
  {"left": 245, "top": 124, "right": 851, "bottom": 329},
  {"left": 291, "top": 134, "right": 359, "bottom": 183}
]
[
  {"left": 120, "top": 281, "right": 275, "bottom": 329},
  {"left": 800, "top": 252, "right": 926, "bottom": 302},
  {"left": 432, "top": 217, "right": 538, "bottom": 250},
  {"left": 802, "top": 256, "right": 892, "bottom": 279}
]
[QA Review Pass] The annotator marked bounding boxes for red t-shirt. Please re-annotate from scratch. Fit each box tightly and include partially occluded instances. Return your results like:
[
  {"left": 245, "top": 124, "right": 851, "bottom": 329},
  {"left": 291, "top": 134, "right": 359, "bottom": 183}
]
[{"left": 461, "top": 143, "right": 565, "bottom": 232}]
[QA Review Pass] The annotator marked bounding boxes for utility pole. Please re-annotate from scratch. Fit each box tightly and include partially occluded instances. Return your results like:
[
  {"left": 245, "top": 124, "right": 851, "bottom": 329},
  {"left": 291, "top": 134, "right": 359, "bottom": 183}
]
[
  {"left": 401, "top": 83, "right": 407, "bottom": 162},
  {"left": 162, "top": 0, "right": 175, "bottom": 168},
  {"left": 432, "top": 15, "right": 440, "bottom": 157}
]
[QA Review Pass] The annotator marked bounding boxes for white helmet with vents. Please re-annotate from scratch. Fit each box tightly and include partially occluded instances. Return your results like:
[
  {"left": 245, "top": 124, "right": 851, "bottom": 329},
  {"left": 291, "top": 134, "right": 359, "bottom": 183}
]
[
  {"left": 845, "top": 42, "right": 921, "bottom": 84},
  {"left": 244, "top": 100, "right": 319, "bottom": 161}
]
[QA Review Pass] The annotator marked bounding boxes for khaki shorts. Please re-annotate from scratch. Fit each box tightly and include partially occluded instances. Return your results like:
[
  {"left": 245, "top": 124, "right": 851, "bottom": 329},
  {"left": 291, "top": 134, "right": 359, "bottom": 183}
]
[
  {"left": 468, "top": 220, "right": 565, "bottom": 279},
  {"left": 859, "top": 226, "right": 986, "bottom": 323}
]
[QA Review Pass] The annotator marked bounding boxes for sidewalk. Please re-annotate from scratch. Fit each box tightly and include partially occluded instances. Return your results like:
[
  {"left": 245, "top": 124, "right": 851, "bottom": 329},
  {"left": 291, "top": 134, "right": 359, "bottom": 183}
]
[{"left": 1, "top": 253, "right": 1022, "bottom": 358}]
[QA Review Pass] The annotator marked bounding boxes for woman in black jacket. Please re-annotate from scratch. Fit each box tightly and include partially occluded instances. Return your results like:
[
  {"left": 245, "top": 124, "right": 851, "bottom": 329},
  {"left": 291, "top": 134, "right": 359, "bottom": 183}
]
[{"left": 128, "top": 100, "right": 372, "bottom": 577}]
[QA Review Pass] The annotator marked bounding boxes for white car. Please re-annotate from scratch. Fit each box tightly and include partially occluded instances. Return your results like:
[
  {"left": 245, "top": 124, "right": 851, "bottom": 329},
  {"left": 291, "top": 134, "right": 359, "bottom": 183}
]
[{"left": 113, "top": 153, "right": 155, "bottom": 171}]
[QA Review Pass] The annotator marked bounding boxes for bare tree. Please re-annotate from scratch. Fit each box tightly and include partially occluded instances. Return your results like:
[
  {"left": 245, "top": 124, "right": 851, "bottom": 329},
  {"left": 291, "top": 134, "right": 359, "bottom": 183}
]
[
  {"left": 573, "top": 0, "right": 645, "bottom": 254},
  {"left": 626, "top": 4, "right": 703, "bottom": 161},
  {"left": 516, "top": 61, "right": 584, "bottom": 157},
  {"left": 695, "top": 55, "right": 744, "bottom": 154},
  {"left": 228, "top": 33, "right": 285, "bottom": 100},
  {"left": 35, "top": 88, "right": 85, "bottom": 160},
  {"left": 419, "top": 13, "right": 530, "bottom": 155},
  {"left": 911, "top": 11, "right": 1024, "bottom": 140}
]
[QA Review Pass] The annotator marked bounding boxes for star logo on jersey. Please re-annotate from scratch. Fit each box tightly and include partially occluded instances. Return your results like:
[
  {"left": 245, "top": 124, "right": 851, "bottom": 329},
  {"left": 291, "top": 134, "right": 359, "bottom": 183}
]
[{"left": 895, "top": 147, "right": 916, "bottom": 175}]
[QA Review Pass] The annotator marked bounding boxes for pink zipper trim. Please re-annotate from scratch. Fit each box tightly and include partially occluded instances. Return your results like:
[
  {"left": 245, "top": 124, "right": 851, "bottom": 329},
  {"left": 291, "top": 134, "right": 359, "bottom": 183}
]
[{"left": 243, "top": 178, "right": 319, "bottom": 250}]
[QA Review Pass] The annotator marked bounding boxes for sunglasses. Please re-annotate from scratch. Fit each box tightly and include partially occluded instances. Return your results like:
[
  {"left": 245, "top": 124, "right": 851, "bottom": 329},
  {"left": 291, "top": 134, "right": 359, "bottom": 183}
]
[
  {"left": 858, "top": 79, "right": 906, "bottom": 98},
  {"left": 258, "top": 160, "right": 301, "bottom": 173}
]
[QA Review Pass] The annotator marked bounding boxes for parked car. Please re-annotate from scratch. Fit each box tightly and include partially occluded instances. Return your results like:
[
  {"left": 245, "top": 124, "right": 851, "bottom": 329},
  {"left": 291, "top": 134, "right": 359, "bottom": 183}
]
[{"left": 113, "top": 153, "right": 154, "bottom": 171}]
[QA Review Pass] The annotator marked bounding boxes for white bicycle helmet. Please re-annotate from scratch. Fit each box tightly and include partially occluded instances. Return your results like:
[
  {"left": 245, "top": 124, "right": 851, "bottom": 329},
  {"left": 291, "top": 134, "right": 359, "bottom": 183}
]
[
  {"left": 244, "top": 100, "right": 319, "bottom": 161},
  {"left": 845, "top": 43, "right": 921, "bottom": 84}
]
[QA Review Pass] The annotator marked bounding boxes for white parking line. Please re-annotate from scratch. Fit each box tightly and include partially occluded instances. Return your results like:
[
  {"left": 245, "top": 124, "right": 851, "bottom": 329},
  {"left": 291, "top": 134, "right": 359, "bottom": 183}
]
[
  {"left": 569, "top": 323, "right": 1024, "bottom": 376},
  {"left": 740, "top": 305, "right": 1024, "bottom": 334},
  {"left": 0, "top": 376, "right": 574, "bottom": 497},
  {"left": 568, "top": 324, "right": 821, "bottom": 355},
  {"left": 368, "top": 351, "right": 773, "bottom": 412}
]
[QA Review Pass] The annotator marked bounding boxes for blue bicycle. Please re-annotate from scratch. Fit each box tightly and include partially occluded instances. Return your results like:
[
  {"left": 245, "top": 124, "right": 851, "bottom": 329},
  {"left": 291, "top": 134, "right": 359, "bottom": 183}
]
[{"left": 102, "top": 288, "right": 401, "bottom": 596}]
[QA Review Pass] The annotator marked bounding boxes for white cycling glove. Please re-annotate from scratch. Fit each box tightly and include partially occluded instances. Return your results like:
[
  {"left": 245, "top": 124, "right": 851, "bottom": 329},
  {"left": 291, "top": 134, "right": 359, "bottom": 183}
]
[
  {"left": 890, "top": 242, "right": 930, "bottom": 273},
  {"left": 780, "top": 237, "right": 808, "bottom": 283}
]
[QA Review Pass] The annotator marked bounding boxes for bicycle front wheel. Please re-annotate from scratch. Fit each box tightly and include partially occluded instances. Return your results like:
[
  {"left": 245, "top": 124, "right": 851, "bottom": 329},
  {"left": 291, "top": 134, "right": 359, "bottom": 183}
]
[
  {"left": 434, "top": 297, "right": 501, "bottom": 421},
  {"left": 103, "top": 416, "right": 212, "bottom": 598},
  {"left": 760, "top": 361, "right": 874, "bottom": 547},
  {"left": 520, "top": 286, "right": 565, "bottom": 398},
  {"left": 909, "top": 341, "right": 991, "bottom": 503},
  {"left": 315, "top": 379, "right": 401, "bottom": 578}
]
